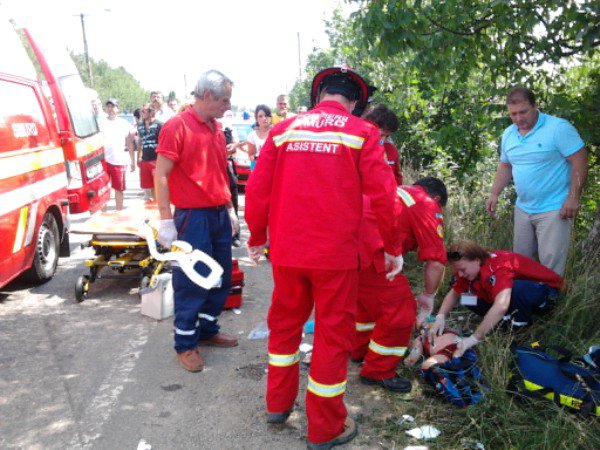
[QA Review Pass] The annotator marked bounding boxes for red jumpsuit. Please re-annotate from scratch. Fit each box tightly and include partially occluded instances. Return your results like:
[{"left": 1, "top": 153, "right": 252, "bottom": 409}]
[
  {"left": 245, "top": 100, "right": 400, "bottom": 443},
  {"left": 352, "top": 185, "right": 447, "bottom": 379},
  {"left": 383, "top": 140, "right": 402, "bottom": 185}
]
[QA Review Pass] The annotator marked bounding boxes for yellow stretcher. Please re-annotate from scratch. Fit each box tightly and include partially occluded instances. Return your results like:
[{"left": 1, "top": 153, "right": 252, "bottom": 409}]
[{"left": 70, "top": 203, "right": 222, "bottom": 302}]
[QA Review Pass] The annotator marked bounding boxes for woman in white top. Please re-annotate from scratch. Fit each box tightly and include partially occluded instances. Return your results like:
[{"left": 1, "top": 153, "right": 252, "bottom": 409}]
[{"left": 246, "top": 104, "right": 272, "bottom": 170}]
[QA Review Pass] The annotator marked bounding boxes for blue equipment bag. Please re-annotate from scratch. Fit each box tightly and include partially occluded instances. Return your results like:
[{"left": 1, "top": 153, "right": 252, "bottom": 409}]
[
  {"left": 509, "top": 343, "right": 600, "bottom": 417},
  {"left": 421, "top": 348, "right": 485, "bottom": 408}
]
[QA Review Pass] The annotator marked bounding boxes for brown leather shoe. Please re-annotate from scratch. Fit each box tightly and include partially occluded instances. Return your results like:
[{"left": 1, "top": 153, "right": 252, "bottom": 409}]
[
  {"left": 177, "top": 349, "right": 204, "bottom": 372},
  {"left": 200, "top": 332, "right": 239, "bottom": 348}
]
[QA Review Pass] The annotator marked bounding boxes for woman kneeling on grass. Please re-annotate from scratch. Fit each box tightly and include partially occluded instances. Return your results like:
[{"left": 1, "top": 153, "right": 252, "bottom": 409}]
[{"left": 429, "top": 240, "right": 564, "bottom": 358}]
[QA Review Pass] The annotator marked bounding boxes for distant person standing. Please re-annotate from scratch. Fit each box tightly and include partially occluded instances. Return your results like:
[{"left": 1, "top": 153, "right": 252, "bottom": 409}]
[
  {"left": 136, "top": 103, "right": 162, "bottom": 201},
  {"left": 245, "top": 66, "right": 403, "bottom": 449},
  {"left": 167, "top": 98, "right": 180, "bottom": 114},
  {"left": 246, "top": 104, "right": 272, "bottom": 169},
  {"left": 155, "top": 70, "right": 240, "bottom": 373},
  {"left": 485, "top": 87, "right": 587, "bottom": 275},
  {"left": 271, "top": 94, "right": 295, "bottom": 125},
  {"left": 150, "top": 91, "right": 175, "bottom": 124},
  {"left": 100, "top": 98, "right": 135, "bottom": 211}
]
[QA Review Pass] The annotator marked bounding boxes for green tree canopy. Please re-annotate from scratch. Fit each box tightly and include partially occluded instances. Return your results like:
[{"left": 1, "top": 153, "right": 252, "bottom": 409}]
[
  {"left": 71, "top": 53, "right": 149, "bottom": 113},
  {"left": 291, "top": 0, "right": 598, "bottom": 224}
]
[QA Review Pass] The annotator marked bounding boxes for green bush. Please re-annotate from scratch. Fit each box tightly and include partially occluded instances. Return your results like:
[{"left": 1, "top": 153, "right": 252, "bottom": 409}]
[{"left": 392, "top": 164, "right": 600, "bottom": 450}]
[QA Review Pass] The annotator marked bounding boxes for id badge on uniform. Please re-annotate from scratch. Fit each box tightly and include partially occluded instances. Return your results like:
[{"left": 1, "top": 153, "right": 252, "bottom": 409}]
[{"left": 460, "top": 294, "right": 478, "bottom": 306}]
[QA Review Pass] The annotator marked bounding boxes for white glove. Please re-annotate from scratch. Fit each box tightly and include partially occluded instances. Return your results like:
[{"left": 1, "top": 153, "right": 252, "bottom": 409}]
[
  {"left": 428, "top": 313, "right": 446, "bottom": 347},
  {"left": 247, "top": 244, "right": 265, "bottom": 265},
  {"left": 416, "top": 293, "right": 435, "bottom": 327},
  {"left": 157, "top": 219, "right": 178, "bottom": 248},
  {"left": 228, "top": 207, "right": 240, "bottom": 236},
  {"left": 384, "top": 252, "right": 404, "bottom": 280},
  {"left": 453, "top": 335, "right": 480, "bottom": 358}
]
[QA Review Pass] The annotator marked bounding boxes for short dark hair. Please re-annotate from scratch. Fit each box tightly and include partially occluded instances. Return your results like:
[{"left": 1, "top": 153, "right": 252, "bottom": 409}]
[
  {"left": 321, "top": 73, "right": 361, "bottom": 102},
  {"left": 364, "top": 104, "right": 399, "bottom": 132},
  {"left": 255, "top": 104, "right": 272, "bottom": 119},
  {"left": 414, "top": 176, "right": 448, "bottom": 207},
  {"left": 506, "top": 87, "right": 536, "bottom": 106}
]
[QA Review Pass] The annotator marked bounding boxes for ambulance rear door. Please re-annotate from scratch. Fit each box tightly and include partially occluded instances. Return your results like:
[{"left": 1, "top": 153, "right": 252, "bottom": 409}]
[{"left": 22, "top": 26, "right": 109, "bottom": 214}]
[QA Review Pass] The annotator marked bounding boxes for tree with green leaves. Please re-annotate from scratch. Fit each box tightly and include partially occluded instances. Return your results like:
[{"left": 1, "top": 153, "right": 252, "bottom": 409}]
[{"left": 71, "top": 53, "right": 149, "bottom": 113}]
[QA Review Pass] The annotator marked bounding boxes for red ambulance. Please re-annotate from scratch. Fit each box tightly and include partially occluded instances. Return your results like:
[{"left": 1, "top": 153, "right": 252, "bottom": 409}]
[{"left": 0, "top": 21, "right": 107, "bottom": 287}]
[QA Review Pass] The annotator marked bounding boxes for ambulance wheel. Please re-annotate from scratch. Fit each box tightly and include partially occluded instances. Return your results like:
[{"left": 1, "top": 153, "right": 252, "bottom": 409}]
[
  {"left": 22, "top": 213, "right": 60, "bottom": 283},
  {"left": 75, "top": 275, "right": 90, "bottom": 302}
]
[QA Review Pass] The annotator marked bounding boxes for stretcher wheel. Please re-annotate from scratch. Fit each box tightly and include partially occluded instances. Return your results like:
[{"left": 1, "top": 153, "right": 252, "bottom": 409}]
[{"left": 75, "top": 275, "right": 90, "bottom": 302}]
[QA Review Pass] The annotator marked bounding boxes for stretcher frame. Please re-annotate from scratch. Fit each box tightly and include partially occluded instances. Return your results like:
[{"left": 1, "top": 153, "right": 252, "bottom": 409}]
[
  {"left": 75, "top": 232, "right": 168, "bottom": 302},
  {"left": 71, "top": 205, "right": 231, "bottom": 304}
]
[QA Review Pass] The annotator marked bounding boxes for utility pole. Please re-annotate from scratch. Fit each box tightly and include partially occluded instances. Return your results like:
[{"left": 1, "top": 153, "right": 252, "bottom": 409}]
[
  {"left": 297, "top": 32, "right": 302, "bottom": 80},
  {"left": 79, "top": 13, "right": 93, "bottom": 87}
]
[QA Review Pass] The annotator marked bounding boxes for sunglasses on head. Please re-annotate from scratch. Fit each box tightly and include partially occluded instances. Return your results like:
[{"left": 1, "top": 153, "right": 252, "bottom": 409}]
[{"left": 447, "top": 251, "right": 463, "bottom": 261}]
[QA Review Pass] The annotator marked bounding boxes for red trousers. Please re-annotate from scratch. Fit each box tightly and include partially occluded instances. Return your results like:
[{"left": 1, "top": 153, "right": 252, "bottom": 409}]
[
  {"left": 267, "top": 265, "right": 357, "bottom": 444},
  {"left": 139, "top": 160, "right": 157, "bottom": 189},
  {"left": 351, "top": 264, "right": 416, "bottom": 379}
]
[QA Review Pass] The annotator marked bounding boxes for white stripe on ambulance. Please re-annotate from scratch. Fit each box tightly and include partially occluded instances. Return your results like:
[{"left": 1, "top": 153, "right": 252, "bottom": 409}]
[
  {"left": 12, "top": 206, "right": 29, "bottom": 253},
  {"left": 0, "top": 172, "right": 67, "bottom": 217},
  {"left": 0, "top": 146, "right": 64, "bottom": 180},
  {"left": 24, "top": 201, "right": 40, "bottom": 247}
]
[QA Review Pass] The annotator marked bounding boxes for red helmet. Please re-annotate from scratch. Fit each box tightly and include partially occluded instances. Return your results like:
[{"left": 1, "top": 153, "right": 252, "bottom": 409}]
[{"left": 310, "top": 65, "right": 375, "bottom": 116}]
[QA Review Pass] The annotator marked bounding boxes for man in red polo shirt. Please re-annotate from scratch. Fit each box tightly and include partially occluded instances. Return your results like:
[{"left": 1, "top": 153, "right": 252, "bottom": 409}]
[
  {"left": 352, "top": 177, "right": 448, "bottom": 392},
  {"left": 245, "top": 66, "right": 404, "bottom": 449},
  {"left": 155, "top": 70, "right": 240, "bottom": 373}
]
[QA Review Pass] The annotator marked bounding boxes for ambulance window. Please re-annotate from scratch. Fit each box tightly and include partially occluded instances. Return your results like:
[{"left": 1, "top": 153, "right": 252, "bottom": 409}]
[
  {"left": 59, "top": 74, "right": 99, "bottom": 138},
  {"left": 0, "top": 80, "right": 51, "bottom": 152}
]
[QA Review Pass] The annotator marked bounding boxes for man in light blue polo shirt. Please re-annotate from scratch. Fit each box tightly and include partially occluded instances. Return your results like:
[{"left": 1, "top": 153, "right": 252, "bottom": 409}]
[{"left": 485, "top": 87, "right": 587, "bottom": 276}]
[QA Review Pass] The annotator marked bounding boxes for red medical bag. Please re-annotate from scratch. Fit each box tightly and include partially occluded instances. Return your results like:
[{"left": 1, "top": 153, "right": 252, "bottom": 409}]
[{"left": 224, "top": 258, "right": 244, "bottom": 309}]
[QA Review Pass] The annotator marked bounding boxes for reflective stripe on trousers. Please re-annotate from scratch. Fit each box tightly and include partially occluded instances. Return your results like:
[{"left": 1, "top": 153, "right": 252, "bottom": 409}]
[
  {"left": 307, "top": 375, "right": 347, "bottom": 398},
  {"left": 269, "top": 351, "right": 300, "bottom": 367},
  {"left": 355, "top": 322, "right": 375, "bottom": 332},
  {"left": 368, "top": 339, "right": 407, "bottom": 357}
]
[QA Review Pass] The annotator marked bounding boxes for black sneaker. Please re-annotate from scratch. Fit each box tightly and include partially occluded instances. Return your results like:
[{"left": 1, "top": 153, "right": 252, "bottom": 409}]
[
  {"left": 307, "top": 417, "right": 358, "bottom": 449},
  {"left": 232, "top": 238, "right": 242, "bottom": 248},
  {"left": 267, "top": 408, "right": 292, "bottom": 424},
  {"left": 359, "top": 374, "right": 412, "bottom": 393}
]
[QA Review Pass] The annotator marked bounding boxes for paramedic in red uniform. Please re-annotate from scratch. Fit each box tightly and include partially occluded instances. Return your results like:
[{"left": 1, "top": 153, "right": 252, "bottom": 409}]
[
  {"left": 430, "top": 240, "right": 563, "bottom": 357},
  {"left": 244, "top": 66, "right": 404, "bottom": 450},
  {"left": 364, "top": 104, "right": 403, "bottom": 185},
  {"left": 352, "top": 177, "right": 448, "bottom": 392},
  {"left": 155, "top": 70, "right": 240, "bottom": 373}
]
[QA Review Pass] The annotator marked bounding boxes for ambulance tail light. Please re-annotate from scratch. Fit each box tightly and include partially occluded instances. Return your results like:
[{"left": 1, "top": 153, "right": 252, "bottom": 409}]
[{"left": 66, "top": 160, "right": 83, "bottom": 188}]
